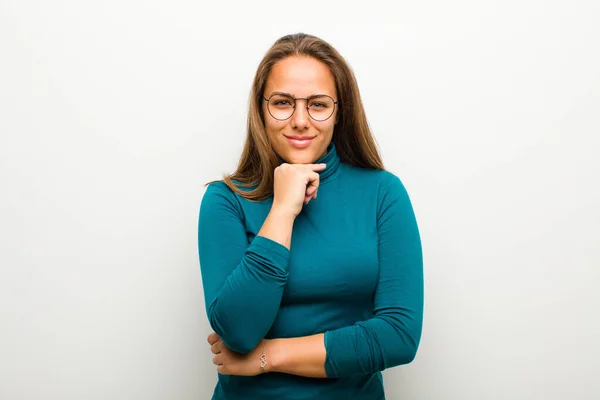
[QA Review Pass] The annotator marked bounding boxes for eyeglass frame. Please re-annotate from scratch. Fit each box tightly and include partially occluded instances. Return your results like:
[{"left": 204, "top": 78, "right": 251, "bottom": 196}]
[{"left": 262, "top": 92, "right": 339, "bottom": 122}]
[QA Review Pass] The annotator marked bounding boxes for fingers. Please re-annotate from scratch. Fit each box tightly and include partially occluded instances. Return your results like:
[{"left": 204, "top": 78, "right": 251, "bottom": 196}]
[
  {"left": 304, "top": 171, "right": 321, "bottom": 204},
  {"left": 305, "top": 186, "right": 317, "bottom": 203},
  {"left": 211, "top": 341, "right": 221, "bottom": 354},
  {"left": 207, "top": 332, "right": 220, "bottom": 345},
  {"left": 273, "top": 162, "right": 326, "bottom": 210},
  {"left": 208, "top": 332, "right": 225, "bottom": 372},
  {"left": 305, "top": 171, "right": 320, "bottom": 189},
  {"left": 305, "top": 185, "right": 318, "bottom": 199},
  {"left": 307, "top": 163, "right": 327, "bottom": 171}
]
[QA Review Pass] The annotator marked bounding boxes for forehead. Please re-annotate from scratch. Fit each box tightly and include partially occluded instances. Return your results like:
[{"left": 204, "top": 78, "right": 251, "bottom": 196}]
[{"left": 265, "top": 56, "right": 336, "bottom": 97}]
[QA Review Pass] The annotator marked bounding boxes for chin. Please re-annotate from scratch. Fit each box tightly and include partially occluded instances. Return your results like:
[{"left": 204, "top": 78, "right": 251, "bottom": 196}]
[{"left": 281, "top": 151, "right": 317, "bottom": 164}]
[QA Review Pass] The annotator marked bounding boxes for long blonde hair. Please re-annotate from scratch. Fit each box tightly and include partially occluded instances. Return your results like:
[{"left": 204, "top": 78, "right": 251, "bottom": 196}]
[{"left": 219, "top": 33, "right": 384, "bottom": 201}]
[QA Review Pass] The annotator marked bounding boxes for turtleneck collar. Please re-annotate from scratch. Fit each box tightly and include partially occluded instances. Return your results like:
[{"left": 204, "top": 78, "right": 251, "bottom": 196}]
[
  {"left": 276, "top": 142, "right": 341, "bottom": 184},
  {"left": 314, "top": 142, "right": 341, "bottom": 183}
]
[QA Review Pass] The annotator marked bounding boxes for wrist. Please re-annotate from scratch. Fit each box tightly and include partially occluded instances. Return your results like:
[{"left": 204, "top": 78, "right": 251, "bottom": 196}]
[
  {"left": 264, "top": 338, "right": 284, "bottom": 373},
  {"left": 269, "top": 205, "right": 297, "bottom": 221}
]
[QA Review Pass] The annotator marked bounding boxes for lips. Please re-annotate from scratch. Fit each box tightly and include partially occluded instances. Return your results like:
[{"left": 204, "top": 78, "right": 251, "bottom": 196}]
[{"left": 285, "top": 135, "right": 314, "bottom": 149}]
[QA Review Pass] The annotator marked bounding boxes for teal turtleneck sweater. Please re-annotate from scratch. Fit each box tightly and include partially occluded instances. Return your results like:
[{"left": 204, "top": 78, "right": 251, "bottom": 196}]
[{"left": 198, "top": 143, "right": 423, "bottom": 400}]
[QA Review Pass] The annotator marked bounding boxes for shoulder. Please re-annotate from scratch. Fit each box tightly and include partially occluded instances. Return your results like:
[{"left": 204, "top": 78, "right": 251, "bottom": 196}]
[
  {"left": 201, "top": 179, "right": 263, "bottom": 212},
  {"left": 340, "top": 163, "right": 407, "bottom": 194},
  {"left": 203, "top": 179, "right": 258, "bottom": 198},
  {"left": 340, "top": 164, "right": 413, "bottom": 216},
  {"left": 203, "top": 180, "right": 233, "bottom": 200},
  {"left": 201, "top": 180, "right": 244, "bottom": 214}
]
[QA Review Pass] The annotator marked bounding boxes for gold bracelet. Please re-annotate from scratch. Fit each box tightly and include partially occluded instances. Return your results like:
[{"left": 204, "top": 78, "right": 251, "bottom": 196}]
[{"left": 259, "top": 340, "right": 267, "bottom": 371}]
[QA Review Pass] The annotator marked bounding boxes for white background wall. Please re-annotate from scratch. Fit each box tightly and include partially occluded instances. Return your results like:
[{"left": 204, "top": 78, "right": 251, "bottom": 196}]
[{"left": 1, "top": 1, "right": 599, "bottom": 399}]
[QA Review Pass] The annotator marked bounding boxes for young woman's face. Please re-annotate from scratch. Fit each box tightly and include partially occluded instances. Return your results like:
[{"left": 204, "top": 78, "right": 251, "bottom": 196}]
[{"left": 262, "top": 56, "right": 338, "bottom": 164}]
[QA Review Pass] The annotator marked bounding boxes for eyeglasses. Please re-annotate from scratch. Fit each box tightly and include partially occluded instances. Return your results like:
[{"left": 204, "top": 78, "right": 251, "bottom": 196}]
[{"left": 262, "top": 93, "right": 338, "bottom": 122}]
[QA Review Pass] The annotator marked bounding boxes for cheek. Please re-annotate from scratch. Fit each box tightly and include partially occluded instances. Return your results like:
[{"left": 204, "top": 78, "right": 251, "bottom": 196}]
[
  {"left": 316, "top": 121, "right": 336, "bottom": 137},
  {"left": 264, "top": 123, "right": 289, "bottom": 150},
  {"left": 265, "top": 120, "right": 285, "bottom": 138}
]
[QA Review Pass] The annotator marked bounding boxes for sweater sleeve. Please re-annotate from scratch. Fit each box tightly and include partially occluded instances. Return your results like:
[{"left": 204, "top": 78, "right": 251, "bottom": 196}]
[
  {"left": 198, "top": 182, "right": 290, "bottom": 354},
  {"left": 323, "top": 174, "right": 424, "bottom": 377}
]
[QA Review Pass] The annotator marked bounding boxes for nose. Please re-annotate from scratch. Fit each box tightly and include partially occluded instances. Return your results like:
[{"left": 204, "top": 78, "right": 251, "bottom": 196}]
[{"left": 291, "top": 100, "right": 310, "bottom": 130}]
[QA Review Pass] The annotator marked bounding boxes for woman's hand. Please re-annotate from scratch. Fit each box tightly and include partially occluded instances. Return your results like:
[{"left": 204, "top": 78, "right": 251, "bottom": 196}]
[
  {"left": 208, "top": 332, "right": 268, "bottom": 376},
  {"left": 272, "top": 163, "right": 326, "bottom": 217}
]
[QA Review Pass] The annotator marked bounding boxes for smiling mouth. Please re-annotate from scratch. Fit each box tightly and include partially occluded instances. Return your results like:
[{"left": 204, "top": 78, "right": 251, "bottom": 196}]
[{"left": 285, "top": 135, "right": 314, "bottom": 149}]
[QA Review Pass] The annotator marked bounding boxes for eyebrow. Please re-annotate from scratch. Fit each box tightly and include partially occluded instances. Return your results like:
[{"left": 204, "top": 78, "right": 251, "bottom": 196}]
[{"left": 269, "top": 91, "right": 333, "bottom": 99}]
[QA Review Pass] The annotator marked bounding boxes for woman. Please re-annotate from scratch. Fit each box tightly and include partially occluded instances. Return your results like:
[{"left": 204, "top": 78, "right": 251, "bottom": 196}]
[{"left": 198, "top": 33, "right": 423, "bottom": 400}]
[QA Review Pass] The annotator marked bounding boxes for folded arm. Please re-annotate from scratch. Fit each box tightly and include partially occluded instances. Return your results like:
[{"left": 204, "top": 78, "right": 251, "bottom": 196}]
[{"left": 198, "top": 183, "right": 291, "bottom": 354}]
